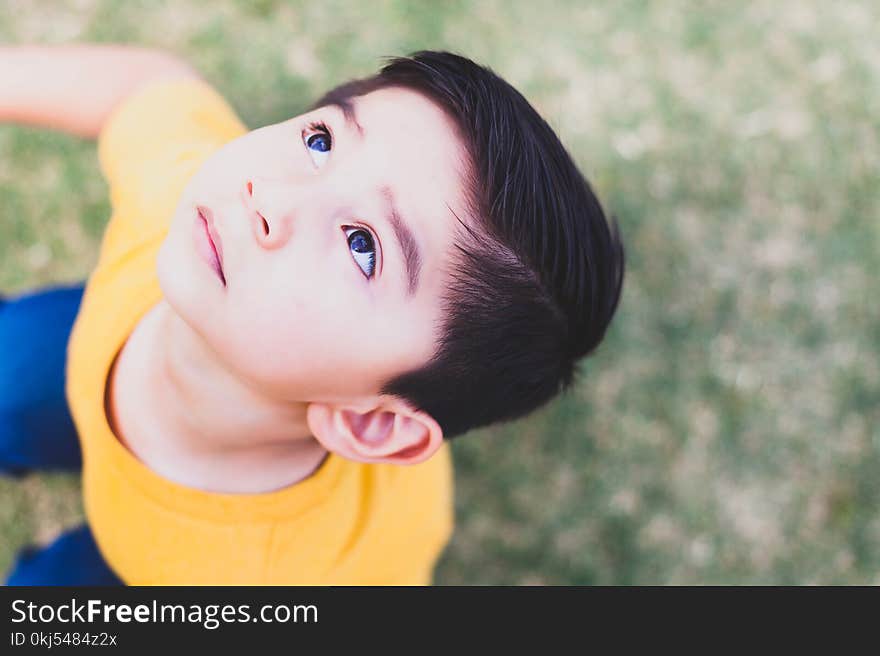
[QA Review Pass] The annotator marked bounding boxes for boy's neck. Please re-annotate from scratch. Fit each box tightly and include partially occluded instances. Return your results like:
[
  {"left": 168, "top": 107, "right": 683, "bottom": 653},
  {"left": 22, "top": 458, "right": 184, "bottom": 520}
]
[{"left": 117, "top": 300, "right": 329, "bottom": 494}]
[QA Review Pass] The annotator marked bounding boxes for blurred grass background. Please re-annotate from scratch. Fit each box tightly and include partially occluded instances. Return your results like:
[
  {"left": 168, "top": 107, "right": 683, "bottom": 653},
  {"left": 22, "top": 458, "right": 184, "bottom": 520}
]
[{"left": 1, "top": 0, "right": 878, "bottom": 584}]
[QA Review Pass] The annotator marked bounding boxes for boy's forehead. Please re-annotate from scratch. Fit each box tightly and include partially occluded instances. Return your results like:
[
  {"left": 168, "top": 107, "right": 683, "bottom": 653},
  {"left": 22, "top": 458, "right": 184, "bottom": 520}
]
[
  {"left": 361, "top": 88, "right": 470, "bottom": 208},
  {"left": 347, "top": 86, "right": 466, "bottom": 166}
]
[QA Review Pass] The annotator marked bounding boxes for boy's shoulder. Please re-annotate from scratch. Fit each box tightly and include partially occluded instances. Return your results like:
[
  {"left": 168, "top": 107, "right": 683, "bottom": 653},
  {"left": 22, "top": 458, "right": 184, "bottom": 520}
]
[
  {"left": 98, "top": 75, "right": 247, "bottom": 219},
  {"left": 93, "top": 77, "right": 247, "bottom": 268}
]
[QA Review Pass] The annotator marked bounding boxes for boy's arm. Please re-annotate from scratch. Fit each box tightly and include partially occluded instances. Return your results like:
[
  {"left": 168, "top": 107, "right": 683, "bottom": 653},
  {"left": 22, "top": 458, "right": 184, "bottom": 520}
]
[{"left": 0, "top": 44, "right": 200, "bottom": 139}]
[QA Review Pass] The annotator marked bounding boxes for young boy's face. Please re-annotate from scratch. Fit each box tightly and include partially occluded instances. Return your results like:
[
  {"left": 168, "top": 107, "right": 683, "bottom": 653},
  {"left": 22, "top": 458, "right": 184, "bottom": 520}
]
[{"left": 157, "top": 86, "right": 470, "bottom": 406}]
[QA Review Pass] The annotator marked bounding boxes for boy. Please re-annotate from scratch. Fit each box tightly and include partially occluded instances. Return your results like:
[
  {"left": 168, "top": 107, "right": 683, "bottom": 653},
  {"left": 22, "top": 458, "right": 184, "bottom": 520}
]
[{"left": 0, "top": 44, "right": 624, "bottom": 584}]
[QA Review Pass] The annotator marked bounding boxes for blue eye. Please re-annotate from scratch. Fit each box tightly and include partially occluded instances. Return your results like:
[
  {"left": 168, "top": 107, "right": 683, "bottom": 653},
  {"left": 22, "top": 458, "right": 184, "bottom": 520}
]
[
  {"left": 307, "top": 132, "right": 331, "bottom": 152},
  {"left": 344, "top": 227, "right": 377, "bottom": 279},
  {"left": 303, "top": 121, "right": 332, "bottom": 167}
]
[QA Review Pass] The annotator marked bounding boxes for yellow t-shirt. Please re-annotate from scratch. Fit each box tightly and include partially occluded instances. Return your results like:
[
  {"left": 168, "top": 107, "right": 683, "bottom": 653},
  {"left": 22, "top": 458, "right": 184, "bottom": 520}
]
[{"left": 65, "top": 77, "right": 454, "bottom": 585}]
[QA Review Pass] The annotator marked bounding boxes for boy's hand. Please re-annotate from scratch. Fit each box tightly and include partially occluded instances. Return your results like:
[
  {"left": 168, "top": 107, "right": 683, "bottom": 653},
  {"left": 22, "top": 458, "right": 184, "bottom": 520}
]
[{"left": 0, "top": 44, "right": 199, "bottom": 139}]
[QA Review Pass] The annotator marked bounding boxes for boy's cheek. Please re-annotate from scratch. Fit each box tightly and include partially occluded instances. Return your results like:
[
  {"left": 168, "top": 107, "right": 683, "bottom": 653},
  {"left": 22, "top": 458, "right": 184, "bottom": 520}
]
[{"left": 189, "top": 129, "right": 287, "bottom": 195}]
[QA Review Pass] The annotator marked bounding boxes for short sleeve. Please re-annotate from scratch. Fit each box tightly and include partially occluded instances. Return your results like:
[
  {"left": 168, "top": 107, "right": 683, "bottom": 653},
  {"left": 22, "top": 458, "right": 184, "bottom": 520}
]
[{"left": 97, "top": 74, "right": 247, "bottom": 238}]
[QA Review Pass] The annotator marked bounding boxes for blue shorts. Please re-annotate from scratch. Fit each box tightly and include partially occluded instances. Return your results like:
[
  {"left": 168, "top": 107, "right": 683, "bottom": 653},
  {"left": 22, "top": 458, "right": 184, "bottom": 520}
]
[{"left": 1, "top": 284, "right": 123, "bottom": 585}]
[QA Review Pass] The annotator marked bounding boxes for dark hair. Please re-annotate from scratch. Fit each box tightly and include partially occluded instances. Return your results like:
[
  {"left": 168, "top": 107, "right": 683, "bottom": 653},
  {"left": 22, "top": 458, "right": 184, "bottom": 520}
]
[{"left": 311, "top": 51, "right": 625, "bottom": 439}]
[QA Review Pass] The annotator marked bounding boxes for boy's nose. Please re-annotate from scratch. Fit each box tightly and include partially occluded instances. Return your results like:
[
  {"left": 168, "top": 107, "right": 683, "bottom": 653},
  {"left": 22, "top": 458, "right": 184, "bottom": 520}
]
[{"left": 245, "top": 177, "right": 295, "bottom": 250}]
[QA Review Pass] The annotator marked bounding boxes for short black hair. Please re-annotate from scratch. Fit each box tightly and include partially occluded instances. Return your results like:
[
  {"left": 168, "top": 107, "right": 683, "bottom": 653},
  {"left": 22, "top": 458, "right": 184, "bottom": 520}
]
[{"left": 311, "top": 51, "right": 625, "bottom": 439}]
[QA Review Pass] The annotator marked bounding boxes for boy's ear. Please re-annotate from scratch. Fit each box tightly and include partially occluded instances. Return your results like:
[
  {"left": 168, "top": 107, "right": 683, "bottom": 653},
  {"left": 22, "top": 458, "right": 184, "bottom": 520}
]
[{"left": 306, "top": 397, "right": 444, "bottom": 465}]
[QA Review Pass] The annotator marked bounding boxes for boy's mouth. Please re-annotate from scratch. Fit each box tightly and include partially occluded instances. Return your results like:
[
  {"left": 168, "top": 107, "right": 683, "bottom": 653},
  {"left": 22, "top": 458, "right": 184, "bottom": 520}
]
[{"left": 195, "top": 205, "right": 226, "bottom": 286}]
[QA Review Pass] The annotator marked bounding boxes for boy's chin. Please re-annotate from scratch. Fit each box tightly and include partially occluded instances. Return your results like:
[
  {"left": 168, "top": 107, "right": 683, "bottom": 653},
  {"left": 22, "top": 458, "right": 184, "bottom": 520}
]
[{"left": 156, "top": 236, "right": 211, "bottom": 324}]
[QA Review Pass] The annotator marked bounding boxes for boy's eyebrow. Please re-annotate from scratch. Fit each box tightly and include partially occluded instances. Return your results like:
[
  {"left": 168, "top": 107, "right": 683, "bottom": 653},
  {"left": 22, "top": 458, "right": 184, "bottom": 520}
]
[
  {"left": 380, "top": 185, "right": 422, "bottom": 297},
  {"left": 327, "top": 98, "right": 422, "bottom": 297},
  {"left": 327, "top": 98, "right": 365, "bottom": 139}
]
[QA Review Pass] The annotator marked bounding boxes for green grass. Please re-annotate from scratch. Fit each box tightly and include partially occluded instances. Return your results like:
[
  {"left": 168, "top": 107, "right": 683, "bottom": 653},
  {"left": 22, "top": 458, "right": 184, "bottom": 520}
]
[{"left": 1, "top": 0, "right": 878, "bottom": 584}]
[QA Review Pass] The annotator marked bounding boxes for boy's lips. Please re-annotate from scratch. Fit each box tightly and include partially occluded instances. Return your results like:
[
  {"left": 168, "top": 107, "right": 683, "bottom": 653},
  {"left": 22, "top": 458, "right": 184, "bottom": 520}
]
[{"left": 195, "top": 205, "right": 226, "bottom": 285}]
